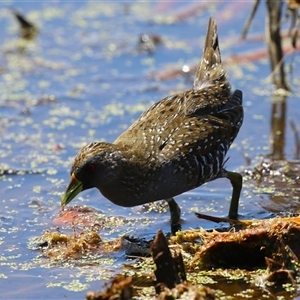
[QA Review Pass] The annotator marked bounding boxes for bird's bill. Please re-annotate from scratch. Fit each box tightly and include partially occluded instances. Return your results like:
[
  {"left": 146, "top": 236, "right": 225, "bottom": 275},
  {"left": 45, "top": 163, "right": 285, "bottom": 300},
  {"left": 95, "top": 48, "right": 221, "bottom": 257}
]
[{"left": 61, "top": 173, "right": 83, "bottom": 207}]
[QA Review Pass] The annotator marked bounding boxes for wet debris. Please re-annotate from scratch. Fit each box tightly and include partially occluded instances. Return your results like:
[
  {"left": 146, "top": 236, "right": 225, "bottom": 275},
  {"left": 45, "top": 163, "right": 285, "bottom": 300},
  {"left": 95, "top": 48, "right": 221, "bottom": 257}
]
[
  {"left": 121, "top": 235, "right": 151, "bottom": 256},
  {"left": 264, "top": 255, "right": 296, "bottom": 288},
  {"left": 86, "top": 275, "right": 133, "bottom": 300},
  {"left": 86, "top": 230, "right": 215, "bottom": 300},
  {"left": 33, "top": 223, "right": 152, "bottom": 261},
  {"left": 151, "top": 229, "right": 186, "bottom": 292},
  {"left": 33, "top": 217, "right": 300, "bottom": 295},
  {"left": 39, "top": 227, "right": 102, "bottom": 260},
  {"left": 156, "top": 283, "right": 215, "bottom": 300},
  {"left": 172, "top": 217, "right": 300, "bottom": 285},
  {"left": 151, "top": 230, "right": 215, "bottom": 300},
  {"left": 32, "top": 226, "right": 122, "bottom": 261}
]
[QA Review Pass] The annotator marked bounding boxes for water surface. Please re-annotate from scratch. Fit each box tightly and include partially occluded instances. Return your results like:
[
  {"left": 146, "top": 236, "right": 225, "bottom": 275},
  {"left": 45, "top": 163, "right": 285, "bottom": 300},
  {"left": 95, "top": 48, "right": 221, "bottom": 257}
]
[{"left": 0, "top": 1, "right": 300, "bottom": 299}]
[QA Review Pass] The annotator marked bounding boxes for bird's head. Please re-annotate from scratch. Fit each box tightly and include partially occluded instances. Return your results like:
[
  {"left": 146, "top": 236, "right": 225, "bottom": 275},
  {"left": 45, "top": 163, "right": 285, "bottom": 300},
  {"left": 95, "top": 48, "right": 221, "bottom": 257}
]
[{"left": 60, "top": 142, "right": 122, "bottom": 207}]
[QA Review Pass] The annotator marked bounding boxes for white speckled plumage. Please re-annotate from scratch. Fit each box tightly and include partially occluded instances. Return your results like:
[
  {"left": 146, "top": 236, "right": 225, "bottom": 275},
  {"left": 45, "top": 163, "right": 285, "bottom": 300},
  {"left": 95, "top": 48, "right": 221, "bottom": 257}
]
[{"left": 61, "top": 18, "right": 244, "bottom": 228}]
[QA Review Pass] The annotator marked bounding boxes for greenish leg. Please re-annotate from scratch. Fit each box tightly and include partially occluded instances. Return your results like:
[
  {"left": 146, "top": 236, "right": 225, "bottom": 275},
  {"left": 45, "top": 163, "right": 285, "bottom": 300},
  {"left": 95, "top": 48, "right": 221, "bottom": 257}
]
[
  {"left": 166, "top": 197, "right": 181, "bottom": 225},
  {"left": 226, "top": 170, "right": 243, "bottom": 219},
  {"left": 166, "top": 198, "right": 182, "bottom": 234}
]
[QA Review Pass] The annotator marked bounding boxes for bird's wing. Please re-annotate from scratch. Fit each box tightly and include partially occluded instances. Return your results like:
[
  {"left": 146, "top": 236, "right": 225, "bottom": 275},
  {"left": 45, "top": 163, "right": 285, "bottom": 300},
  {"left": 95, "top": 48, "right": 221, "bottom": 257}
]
[
  {"left": 114, "top": 90, "right": 242, "bottom": 158},
  {"left": 158, "top": 113, "right": 231, "bottom": 161}
]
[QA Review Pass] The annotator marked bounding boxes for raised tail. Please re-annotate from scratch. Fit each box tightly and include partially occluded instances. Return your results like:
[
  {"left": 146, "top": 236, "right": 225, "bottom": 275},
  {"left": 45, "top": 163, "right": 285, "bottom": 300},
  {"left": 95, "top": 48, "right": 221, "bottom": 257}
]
[
  {"left": 193, "top": 18, "right": 227, "bottom": 90},
  {"left": 212, "top": 89, "right": 244, "bottom": 143}
]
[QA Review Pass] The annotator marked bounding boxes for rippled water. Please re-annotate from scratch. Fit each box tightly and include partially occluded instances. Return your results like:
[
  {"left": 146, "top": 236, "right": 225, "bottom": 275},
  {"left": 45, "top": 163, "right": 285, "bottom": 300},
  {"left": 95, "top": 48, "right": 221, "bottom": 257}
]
[{"left": 0, "top": 1, "right": 300, "bottom": 299}]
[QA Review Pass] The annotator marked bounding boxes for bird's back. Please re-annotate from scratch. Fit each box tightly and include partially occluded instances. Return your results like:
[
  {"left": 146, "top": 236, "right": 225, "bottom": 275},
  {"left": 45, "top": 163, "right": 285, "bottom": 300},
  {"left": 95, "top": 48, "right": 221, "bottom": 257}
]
[{"left": 114, "top": 17, "right": 243, "bottom": 187}]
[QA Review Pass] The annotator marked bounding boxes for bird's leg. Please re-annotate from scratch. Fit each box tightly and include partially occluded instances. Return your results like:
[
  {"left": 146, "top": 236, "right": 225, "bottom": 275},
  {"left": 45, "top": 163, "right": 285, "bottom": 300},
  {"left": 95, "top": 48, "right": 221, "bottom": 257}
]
[
  {"left": 166, "top": 197, "right": 181, "bottom": 223},
  {"left": 225, "top": 170, "right": 243, "bottom": 219},
  {"left": 166, "top": 198, "right": 181, "bottom": 233}
]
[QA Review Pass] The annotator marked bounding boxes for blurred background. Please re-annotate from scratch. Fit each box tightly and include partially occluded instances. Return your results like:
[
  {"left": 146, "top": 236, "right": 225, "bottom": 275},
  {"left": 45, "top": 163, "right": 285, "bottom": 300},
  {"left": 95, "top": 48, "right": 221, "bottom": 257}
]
[{"left": 0, "top": 1, "right": 299, "bottom": 299}]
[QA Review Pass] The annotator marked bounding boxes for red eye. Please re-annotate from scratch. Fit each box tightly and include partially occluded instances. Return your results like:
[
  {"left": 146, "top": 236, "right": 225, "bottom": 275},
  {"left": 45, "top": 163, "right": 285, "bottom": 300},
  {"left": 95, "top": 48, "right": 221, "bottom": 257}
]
[{"left": 86, "top": 163, "right": 96, "bottom": 172}]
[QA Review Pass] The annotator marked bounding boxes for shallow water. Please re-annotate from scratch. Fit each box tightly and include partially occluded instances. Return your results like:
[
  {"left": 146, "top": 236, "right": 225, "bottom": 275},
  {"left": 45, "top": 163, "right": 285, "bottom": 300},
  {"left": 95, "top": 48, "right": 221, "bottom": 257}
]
[{"left": 0, "top": 1, "right": 300, "bottom": 299}]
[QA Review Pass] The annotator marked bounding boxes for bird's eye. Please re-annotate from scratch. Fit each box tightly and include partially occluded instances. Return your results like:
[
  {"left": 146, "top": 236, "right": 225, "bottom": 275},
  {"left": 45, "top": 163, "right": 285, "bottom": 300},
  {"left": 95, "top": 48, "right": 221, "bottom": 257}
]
[{"left": 86, "top": 163, "right": 96, "bottom": 172}]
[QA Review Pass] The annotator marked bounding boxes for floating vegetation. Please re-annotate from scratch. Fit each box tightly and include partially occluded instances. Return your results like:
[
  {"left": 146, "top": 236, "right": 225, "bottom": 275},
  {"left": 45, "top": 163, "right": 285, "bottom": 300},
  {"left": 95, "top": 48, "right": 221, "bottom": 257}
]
[
  {"left": 30, "top": 226, "right": 123, "bottom": 261},
  {"left": 86, "top": 230, "right": 216, "bottom": 300},
  {"left": 86, "top": 222, "right": 300, "bottom": 298}
]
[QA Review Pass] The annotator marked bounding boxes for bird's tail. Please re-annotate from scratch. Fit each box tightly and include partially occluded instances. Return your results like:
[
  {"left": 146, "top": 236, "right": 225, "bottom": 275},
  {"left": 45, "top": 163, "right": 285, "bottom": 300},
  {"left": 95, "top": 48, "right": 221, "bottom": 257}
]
[{"left": 193, "top": 18, "right": 227, "bottom": 90}]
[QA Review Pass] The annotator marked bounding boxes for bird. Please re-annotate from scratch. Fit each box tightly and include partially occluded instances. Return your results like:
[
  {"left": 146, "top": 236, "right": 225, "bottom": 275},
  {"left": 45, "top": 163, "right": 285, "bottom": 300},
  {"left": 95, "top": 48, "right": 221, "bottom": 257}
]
[
  {"left": 11, "top": 9, "right": 38, "bottom": 40},
  {"left": 61, "top": 17, "right": 243, "bottom": 231}
]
